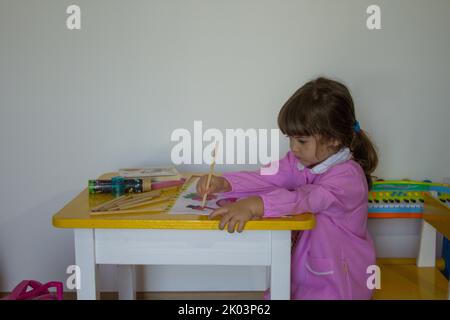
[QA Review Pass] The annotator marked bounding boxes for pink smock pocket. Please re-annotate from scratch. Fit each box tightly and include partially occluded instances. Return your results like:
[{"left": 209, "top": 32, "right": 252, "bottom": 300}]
[
  {"left": 305, "top": 256, "right": 334, "bottom": 276},
  {"left": 302, "top": 253, "right": 339, "bottom": 299}
]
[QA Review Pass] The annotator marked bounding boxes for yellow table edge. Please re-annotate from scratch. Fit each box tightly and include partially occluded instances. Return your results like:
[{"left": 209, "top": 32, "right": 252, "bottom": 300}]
[{"left": 52, "top": 213, "right": 316, "bottom": 230}]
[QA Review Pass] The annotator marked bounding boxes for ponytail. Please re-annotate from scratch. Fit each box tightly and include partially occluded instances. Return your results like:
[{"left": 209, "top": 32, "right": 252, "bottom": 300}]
[{"left": 350, "top": 129, "right": 378, "bottom": 190}]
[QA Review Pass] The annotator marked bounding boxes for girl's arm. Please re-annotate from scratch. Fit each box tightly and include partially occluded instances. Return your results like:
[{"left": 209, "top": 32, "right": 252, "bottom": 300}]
[
  {"left": 260, "top": 164, "right": 367, "bottom": 218},
  {"left": 220, "top": 151, "right": 299, "bottom": 198}
]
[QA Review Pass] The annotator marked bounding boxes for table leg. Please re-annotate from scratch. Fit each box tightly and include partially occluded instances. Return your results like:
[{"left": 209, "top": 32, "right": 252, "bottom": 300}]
[
  {"left": 117, "top": 265, "right": 136, "bottom": 300},
  {"left": 74, "top": 229, "right": 99, "bottom": 300},
  {"left": 269, "top": 231, "right": 291, "bottom": 300}
]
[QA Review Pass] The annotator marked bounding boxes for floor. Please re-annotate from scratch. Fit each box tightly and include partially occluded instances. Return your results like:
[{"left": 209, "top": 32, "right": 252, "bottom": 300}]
[{"left": 1, "top": 291, "right": 265, "bottom": 300}]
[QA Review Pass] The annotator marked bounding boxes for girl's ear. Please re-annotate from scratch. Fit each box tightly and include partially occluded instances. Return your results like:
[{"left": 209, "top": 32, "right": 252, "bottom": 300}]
[
  {"left": 331, "top": 138, "right": 341, "bottom": 148},
  {"left": 326, "top": 139, "right": 341, "bottom": 153},
  {"left": 332, "top": 139, "right": 340, "bottom": 147}
]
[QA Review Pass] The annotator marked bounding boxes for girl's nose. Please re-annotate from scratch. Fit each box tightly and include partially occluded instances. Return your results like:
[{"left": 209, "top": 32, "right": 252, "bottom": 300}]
[{"left": 290, "top": 140, "right": 299, "bottom": 152}]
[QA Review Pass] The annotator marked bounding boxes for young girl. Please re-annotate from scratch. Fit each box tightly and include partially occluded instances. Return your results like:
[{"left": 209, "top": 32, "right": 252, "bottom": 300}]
[{"left": 196, "top": 77, "right": 378, "bottom": 300}]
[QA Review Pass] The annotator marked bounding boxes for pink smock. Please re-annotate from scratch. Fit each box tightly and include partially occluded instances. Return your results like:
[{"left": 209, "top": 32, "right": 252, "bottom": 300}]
[{"left": 221, "top": 149, "right": 376, "bottom": 300}]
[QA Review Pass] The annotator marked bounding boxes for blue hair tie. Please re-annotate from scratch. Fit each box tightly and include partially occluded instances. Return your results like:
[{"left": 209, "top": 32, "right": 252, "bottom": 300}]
[{"left": 353, "top": 120, "right": 361, "bottom": 133}]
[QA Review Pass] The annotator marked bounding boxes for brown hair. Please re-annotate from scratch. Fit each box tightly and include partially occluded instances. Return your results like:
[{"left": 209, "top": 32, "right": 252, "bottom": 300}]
[{"left": 278, "top": 77, "right": 378, "bottom": 189}]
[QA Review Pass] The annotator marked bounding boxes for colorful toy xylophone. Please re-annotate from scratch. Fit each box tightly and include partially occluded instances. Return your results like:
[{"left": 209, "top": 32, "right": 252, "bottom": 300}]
[{"left": 368, "top": 179, "right": 450, "bottom": 218}]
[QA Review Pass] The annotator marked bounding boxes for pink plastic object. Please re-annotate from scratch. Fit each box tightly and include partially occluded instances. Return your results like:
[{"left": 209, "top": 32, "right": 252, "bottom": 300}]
[
  {"left": 1, "top": 280, "right": 63, "bottom": 300},
  {"left": 151, "top": 178, "right": 186, "bottom": 190}
]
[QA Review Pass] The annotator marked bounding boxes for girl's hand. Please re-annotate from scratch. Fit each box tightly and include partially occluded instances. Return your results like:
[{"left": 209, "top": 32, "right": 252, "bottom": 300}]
[
  {"left": 209, "top": 196, "right": 264, "bottom": 233},
  {"left": 196, "top": 175, "right": 231, "bottom": 197}
]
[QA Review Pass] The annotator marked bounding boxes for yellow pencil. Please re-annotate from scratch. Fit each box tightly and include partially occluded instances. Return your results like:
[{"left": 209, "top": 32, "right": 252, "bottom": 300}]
[
  {"left": 91, "top": 191, "right": 159, "bottom": 212},
  {"left": 114, "top": 196, "right": 173, "bottom": 210},
  {"left": 201, "top": 141, "right": 219, "bottom": 208}
]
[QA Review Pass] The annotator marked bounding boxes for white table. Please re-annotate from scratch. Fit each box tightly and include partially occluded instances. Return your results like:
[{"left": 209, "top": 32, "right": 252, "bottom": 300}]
[
  {"left": 53, "top": 172, "right": 315, "bottom": 300},
  {"left": 74, "top": 228, "right": 293, "bottom": 300}
]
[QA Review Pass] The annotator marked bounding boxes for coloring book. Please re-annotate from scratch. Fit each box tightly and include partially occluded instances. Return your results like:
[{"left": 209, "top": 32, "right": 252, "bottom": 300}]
[{"left": 167, "top": 177, "right": 239, "bottom": 215}]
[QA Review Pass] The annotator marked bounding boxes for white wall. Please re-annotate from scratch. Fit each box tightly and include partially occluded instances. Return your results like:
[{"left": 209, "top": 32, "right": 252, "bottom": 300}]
[{"left": 1, "top": 0, "right": 449, "bottom": 292}]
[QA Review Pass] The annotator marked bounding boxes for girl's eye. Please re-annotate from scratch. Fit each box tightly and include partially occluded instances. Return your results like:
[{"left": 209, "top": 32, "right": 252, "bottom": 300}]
[{"left": 297, "top": 139, "right": 307, "bottom": 144}]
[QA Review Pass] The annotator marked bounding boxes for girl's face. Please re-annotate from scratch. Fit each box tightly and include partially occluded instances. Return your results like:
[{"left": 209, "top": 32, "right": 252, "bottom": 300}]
[{"left": 289, "top": 135, "right": 339, "bottom": 168}]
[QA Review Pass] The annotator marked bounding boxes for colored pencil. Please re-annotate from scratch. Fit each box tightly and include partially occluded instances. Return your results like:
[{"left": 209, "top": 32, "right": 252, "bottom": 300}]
[
  {"left": 201, "top": 141, "right": 219, "bottom": 208},
  {"left": 113, "top": 196, "right": 173, "bottom": 210},
  {"left": 90, "top": 190, "right": 160, "bottom": 212}
]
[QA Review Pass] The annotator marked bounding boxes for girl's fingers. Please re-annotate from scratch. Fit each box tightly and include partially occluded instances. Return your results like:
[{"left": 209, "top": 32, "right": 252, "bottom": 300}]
[
  {"left": 209, "top": 207, "right": 228, "bottom": 220},
  {"left": 205, "top": 184, "right": 214, "bottom": 194},
  {"left": 196, "top": 177, "right": 205, "bottom": 194},
  {"left": 197, "top": 176, "right": 210, "bottom": 196},
  {"left": 197, "top": 176, "right": 217, "bottom": 196},
  {"left": 206, "top": 177, "right": 218, "bottom": 193},
  {"left": 236, "top": 220, "right": 246, "bottom": 233},
  {"left": 218, "top": 213, "right": 234, "bottom": 230},
  {"left": 227, "top": 218, "right": 239, "bottom": 233}
]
